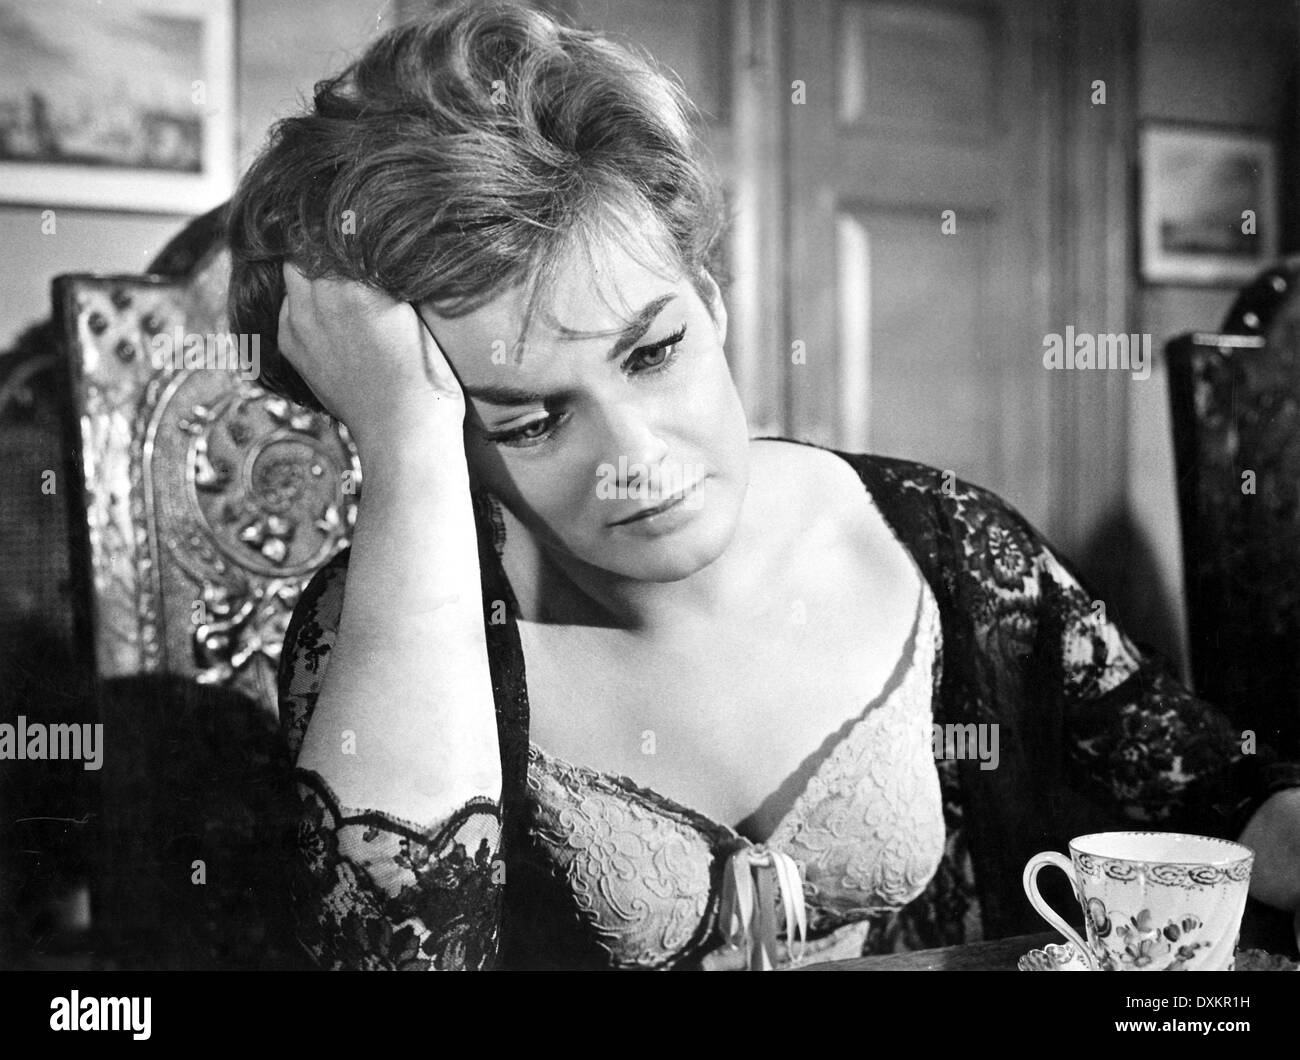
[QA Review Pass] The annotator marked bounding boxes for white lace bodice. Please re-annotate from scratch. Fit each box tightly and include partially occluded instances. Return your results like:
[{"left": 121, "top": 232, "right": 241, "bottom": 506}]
[{"left": 522, "top": 579, "right": 947, "bottom": 968}]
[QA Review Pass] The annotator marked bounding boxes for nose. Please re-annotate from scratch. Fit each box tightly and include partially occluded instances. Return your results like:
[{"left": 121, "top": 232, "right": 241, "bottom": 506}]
[{"left": 594, "top": 397, "right": 670, "bottom": 490}]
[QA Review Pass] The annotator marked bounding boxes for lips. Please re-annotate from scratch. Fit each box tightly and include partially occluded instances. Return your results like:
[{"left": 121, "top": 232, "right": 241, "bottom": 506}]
[{"left": 610, "top": 476, "right": 704, "bottom": 525}]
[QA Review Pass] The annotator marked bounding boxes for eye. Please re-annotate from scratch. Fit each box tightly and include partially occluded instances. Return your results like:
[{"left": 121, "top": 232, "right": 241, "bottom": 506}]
[
  {"left": 626, "top": 324, "right": 686, "bottom": 375},
  {"left": 486, "top": 412, "right": 565, "bottom": 449},
  {"left": 486, "top": 324, "right": 689, "bottom": 450}
]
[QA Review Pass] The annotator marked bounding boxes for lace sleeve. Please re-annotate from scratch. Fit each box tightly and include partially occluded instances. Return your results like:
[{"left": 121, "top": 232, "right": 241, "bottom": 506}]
[
  {"left": 938, "top": 476, "right": 1300, "bottom": 833},
  {"left": 277, "top": 550, "right": 506, "bottom": 970}
]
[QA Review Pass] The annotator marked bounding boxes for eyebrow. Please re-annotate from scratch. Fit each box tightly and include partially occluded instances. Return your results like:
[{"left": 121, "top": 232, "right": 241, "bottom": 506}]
[{"left": 464, "top": 293, "right": 678, "bottom": 406}]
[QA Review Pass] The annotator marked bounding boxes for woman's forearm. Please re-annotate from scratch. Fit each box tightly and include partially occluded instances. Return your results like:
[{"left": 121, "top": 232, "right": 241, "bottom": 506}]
[
  {"left": 1237, "top": 788, "right": 1300, "bottom": 912},
  {"left": 295, "top": 421, "right": 501, "bottom": 829}
]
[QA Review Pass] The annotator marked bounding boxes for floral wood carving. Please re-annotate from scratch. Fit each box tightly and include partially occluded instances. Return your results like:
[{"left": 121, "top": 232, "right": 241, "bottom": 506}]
[
  {"left": 60, "top": 269, "right": 359, "bottom": 716},
  {"left": 154, "top": 379, "right": 358, "bottom": 699}
]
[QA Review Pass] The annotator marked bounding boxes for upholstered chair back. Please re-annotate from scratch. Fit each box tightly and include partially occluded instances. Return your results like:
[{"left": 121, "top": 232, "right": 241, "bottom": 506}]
[{"left": 1167, "top": 256, "right": 1300, "bottom": 760}]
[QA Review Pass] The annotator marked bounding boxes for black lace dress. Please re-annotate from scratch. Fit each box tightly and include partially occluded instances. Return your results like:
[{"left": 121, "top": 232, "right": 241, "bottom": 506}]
[{"left": 276, "top": 440, "right": 1300, "bottom": 969}]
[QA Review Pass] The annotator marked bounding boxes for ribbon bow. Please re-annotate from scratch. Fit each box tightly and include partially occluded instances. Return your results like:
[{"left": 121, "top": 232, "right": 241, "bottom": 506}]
[{"left": 717, "top": 845, "right": 808, "bottom": 970}]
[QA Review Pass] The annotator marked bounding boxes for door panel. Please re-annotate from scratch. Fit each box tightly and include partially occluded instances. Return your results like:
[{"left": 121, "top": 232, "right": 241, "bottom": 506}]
[
  {"left": 837, "top": 0, "right": 999, "bottom": 138},
  {"left": 787, "top": 0, "right": 1054, "bottom": 528}
]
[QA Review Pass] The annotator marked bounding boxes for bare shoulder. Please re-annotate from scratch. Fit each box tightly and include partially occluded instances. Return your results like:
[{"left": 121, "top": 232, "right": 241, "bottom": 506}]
[
  {"left": 747, "top": 438, "right": 922, "bottom": 611},
  {"left": 747, "top": 437, "right": 866, "bottom": 518}
]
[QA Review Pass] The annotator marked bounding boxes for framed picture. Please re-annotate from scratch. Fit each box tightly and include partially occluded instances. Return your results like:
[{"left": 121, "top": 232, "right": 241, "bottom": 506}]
[
  {"left": 1140, "top": 123, "right": 1279, "bottom": 285},
  {"left": 0, "top": 0, "right": 235, "bottom": 213}
]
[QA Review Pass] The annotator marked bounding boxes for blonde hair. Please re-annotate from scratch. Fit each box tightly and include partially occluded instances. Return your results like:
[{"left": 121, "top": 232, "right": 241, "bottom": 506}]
[{"left": 228, "top": 0, "right": 727, "bottom": 409}]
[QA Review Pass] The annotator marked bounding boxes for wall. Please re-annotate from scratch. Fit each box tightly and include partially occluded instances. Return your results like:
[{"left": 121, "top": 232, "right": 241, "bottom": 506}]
[
  {"left": 1125, "top": 0, "right": 1298, "bottom": 676},
  {"left": 0, "top": 0, "right": 400, "bottom": 355}
]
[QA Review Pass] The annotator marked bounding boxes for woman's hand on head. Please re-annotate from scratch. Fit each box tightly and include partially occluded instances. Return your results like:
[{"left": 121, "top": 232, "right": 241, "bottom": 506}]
[{"left": 277, "top": 264, "right": 464, "bottom": 454}]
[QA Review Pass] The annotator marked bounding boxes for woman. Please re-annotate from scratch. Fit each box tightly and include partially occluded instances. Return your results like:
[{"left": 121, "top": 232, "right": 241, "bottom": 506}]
[{"left": 229, "top": 2, "right": 1300, "bottom": 970}]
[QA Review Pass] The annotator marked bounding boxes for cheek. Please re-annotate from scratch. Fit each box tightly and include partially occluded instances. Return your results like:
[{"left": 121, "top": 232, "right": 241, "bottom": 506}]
[
  {"left": 473, "top": 446, "right": 599, "bottom": 534},
  {"left": 687, "top": 347, "right": 747, "bottom": 432},
  {"left": 701, "top": 342, "right": 741, "bottom": 396}
]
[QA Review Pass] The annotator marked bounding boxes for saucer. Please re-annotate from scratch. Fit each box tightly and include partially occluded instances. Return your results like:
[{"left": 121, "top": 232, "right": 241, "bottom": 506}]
[
  {"left": 1017, "top": 941, "right": 1299, "bottom": 971},
  {"left": 1016, "top": 941, "right": 1089, "bottom": 971}
]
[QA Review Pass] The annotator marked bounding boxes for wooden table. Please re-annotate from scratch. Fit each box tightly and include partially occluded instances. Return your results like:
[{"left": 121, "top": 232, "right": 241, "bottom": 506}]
[{"left": 799, "top": 930, "right": 1061, "bottom": 970}]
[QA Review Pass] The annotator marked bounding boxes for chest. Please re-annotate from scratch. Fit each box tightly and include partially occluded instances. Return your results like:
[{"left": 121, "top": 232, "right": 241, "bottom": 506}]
[{"left": 517, "top": 545, "right": 926, "bottom": 830}]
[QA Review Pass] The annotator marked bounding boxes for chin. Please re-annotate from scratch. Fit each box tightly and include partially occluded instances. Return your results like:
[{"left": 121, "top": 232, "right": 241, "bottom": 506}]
[{"left": 589, "top": 485, "right": 744, "bottom": 582}]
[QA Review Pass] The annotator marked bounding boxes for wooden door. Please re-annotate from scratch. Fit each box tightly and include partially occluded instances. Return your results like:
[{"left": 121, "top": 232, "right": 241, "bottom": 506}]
[
  {"left": 782, "top": 0, "right": 1136, "bottom": 548},
  {"left": 784, "top": 0, "right": 1055, "bottom": 526}
]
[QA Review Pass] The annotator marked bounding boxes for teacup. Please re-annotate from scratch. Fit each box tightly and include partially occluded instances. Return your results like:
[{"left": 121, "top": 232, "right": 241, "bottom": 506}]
[{"left": 1022, "top": 832, "right": 1253, "bottom": 971}]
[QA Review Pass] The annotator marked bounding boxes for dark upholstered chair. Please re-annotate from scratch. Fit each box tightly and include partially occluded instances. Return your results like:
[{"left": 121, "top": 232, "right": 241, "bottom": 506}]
[
  {"left": 0, "top": 315, "right": 92, "bottom": 968},
  {"left": 1167, "top": 257, "right": 1300, "bottom": 764}
]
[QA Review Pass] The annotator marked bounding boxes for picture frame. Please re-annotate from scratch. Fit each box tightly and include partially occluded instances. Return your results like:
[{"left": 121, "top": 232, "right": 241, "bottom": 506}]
[
  {"left": 0, "top": 0, "right": 235, "bottom": 214},
  {"left": 1139, "top": 123, "right": 1279, "bottom": 285}
]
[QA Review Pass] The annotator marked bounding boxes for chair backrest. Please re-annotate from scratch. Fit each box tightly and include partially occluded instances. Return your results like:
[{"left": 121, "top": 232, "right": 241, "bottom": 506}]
[
  {"left": 54, "top": 215, "right": 360, "bottom": 720},
  {"left": 1166, "top": 257, "right": 1300, "bottom": 759}
]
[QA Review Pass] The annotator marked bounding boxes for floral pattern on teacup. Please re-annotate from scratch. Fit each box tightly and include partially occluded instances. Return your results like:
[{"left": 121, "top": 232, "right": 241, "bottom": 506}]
[{"left": 1085, "top": 900, "right": 1210, "bottom": 970}]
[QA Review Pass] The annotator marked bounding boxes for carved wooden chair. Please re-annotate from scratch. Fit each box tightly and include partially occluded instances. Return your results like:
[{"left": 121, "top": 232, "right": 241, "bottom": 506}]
[
  {"left": 1167, "top": 257, "right": 1300, "bottom": 764},
  {"left": 51, "top": 205, "right": 359, "bottom": 967}
]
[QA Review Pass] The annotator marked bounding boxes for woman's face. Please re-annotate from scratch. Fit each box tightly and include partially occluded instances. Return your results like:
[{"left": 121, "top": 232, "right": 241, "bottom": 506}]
[{"left": 420, "top": 237, "right": 751, "bottom": 583}]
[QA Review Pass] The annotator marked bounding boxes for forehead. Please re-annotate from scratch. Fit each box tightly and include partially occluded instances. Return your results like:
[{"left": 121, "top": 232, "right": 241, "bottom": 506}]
[{"left": 427, "top": 234, "right": 687, "bottom": 381}]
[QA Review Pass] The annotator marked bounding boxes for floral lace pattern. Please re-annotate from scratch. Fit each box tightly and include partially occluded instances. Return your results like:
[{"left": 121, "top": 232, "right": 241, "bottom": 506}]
[
  {"left": 289, "top": 771, "right": 504, "bottom": 970},
  {"left": 871, "top": 455, "right": 1238, "bottom": 813},
  {"left": 524, "top": 748, "right": 722, "bottom": 968}
]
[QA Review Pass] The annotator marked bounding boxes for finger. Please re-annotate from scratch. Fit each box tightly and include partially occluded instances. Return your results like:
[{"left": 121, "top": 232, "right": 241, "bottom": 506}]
[{"left": 304, "top": 273, "right": 395, "bottom": 318}]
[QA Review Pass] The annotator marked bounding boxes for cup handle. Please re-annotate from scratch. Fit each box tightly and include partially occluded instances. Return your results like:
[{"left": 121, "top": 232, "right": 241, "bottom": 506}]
[{"left": 1022, "top": 851, "right": 1098, "bottom": 971}]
